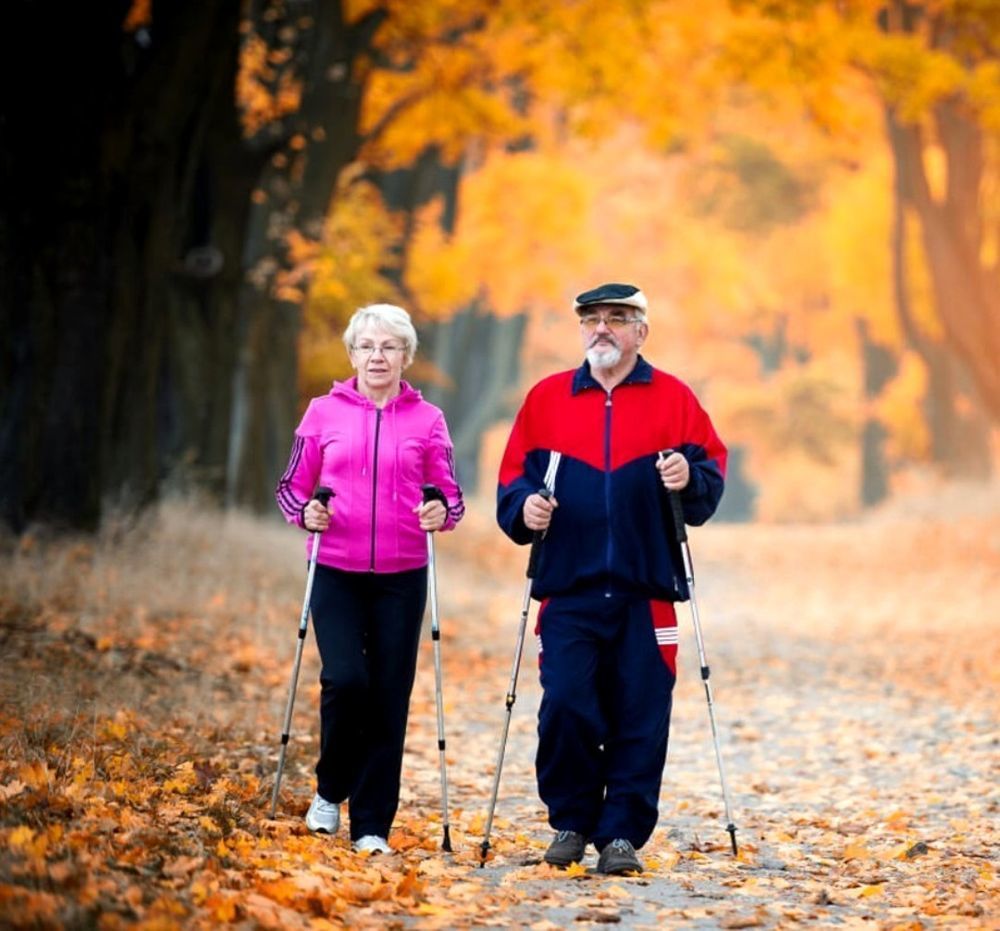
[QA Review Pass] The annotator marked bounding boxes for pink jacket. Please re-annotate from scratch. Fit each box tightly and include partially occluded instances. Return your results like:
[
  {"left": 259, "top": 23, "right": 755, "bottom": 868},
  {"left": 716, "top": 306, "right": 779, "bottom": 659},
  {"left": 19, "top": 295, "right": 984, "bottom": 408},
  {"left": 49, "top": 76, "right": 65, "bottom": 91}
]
[{"left": 276, "top": 378, "right": 464, "bottom": 573}]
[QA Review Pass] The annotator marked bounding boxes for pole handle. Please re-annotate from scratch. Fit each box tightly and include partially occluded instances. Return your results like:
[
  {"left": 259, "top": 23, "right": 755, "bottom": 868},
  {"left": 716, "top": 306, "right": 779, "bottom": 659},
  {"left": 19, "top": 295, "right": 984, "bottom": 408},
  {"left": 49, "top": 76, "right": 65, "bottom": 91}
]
[
  {"left": 668, "top": 490, "right": 687, "bottom": 543},
  {"left": 526, "top": 488, "right": 552, "bottom": 579},
  {"left": 421, "top": 483, "right": 447, "bottom": 507},
  {"left": 308, "top": 487, "right": 334, "bottom": 538}
]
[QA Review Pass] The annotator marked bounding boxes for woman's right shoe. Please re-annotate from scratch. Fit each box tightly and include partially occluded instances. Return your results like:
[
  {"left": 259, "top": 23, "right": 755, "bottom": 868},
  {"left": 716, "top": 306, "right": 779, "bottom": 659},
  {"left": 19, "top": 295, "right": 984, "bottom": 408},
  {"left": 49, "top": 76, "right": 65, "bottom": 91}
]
[
  {"left": 304, "top": 794, "right": 340, "bottom": 833},
  {"left": 353, "top": 834, "right": 392, "bottom": 854}
]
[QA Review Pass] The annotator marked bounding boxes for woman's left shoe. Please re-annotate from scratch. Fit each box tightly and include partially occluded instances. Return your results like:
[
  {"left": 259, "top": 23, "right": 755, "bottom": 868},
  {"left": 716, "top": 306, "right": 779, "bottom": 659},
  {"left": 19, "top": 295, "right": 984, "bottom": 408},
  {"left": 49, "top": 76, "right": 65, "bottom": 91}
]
[
  {"left": 353, "top": 835, "right": 391, "bottom": 854},
  {"left": 304, "top": 794, "right": 340, "bottom": 834}
]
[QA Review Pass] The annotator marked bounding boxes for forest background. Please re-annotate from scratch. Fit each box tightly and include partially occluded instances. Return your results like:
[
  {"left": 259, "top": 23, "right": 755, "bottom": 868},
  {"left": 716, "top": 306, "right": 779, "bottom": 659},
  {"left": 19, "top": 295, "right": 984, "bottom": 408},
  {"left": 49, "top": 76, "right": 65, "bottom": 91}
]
[
  {"left": 2, "top": 0, "right": 999, "bottom": 526},
  {"left": 1, "top": 1, "right": 998, "bottom": 929}
]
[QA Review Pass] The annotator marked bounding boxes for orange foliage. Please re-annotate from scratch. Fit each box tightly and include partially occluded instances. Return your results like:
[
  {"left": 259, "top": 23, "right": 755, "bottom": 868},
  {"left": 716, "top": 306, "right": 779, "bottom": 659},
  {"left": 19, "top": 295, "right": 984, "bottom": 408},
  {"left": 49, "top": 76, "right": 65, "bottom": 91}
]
[
  {"left": 2, "top": 494, "right": 998, "bottom": 925},
  {"left": 237, "top": 31, "right": 304, "bottom": 138},
  {"left": 236, "top": 0, "right": 996, "bottom": 516},
  {"left": 122, "top": 0, "right": 151, "bottom": 33}
]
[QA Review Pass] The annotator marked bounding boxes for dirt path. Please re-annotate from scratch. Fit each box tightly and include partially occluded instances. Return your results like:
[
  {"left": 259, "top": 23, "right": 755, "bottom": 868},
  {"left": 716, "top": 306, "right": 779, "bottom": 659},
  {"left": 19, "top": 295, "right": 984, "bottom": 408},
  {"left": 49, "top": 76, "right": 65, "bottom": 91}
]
[{"left": 396, "top": 523, "right": 998, "bottom": 928}]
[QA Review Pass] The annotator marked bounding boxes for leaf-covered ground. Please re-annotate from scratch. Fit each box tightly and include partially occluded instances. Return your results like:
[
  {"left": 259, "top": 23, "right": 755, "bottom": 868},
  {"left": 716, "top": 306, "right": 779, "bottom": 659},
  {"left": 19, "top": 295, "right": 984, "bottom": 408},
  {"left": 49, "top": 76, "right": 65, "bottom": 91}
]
[{"left": 2, "top": 485, "right": 998, "bottom": 929}]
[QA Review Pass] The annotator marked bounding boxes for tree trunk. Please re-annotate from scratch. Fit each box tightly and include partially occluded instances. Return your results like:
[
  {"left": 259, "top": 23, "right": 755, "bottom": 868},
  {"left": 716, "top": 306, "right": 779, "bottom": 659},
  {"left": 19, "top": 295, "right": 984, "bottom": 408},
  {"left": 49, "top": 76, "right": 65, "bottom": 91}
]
[
  {"left": 226, "top": 0, "right": 383, "bottom": 510},
  {"left": 885, "top": 105, "right": 993, "bottom": 479},
  {"left": 421, "top": 303, "right": 528, "bottom": 491},
  {"left": 856, "top": 319, "right": 897, "bottom": 506},
  {"left": 0, "top": 1, "right": 243, "bottom": 532},
  {"left": 372, "top": 148, "right": 529, "bottom": 493}
]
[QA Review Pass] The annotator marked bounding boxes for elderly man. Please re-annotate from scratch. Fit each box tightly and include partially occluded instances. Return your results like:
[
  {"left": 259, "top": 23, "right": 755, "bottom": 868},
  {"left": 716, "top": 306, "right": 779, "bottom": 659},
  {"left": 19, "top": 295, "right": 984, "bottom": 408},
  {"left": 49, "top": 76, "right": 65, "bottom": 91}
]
[{"left": 496, "top": 282, "right": 727, "bottom": 874}]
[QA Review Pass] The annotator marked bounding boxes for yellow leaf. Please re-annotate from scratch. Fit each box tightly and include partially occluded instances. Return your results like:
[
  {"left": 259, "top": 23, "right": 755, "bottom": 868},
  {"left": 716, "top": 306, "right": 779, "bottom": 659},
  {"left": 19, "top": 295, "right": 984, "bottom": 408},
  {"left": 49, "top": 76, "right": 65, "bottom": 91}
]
[
  {"left": 18, "top": 761, "right": 51, "bottom": 790},
  {"left": 842, "top": 841, "right": 871, "bottom": 861},
  {"left": 860, "top": 884, "right": 884, "bottom": 898},
  {"left": 8, "top": 825, "right": 36, "bottom": 850},
  {"left": 207, "top": 894, "right": 237, "bottom": 922},
  {"left": 414, "top": 903, "right": 451, "bottom": 916},
  {"left": 564, "top": 861, "right": 588, "bottom": 878}
]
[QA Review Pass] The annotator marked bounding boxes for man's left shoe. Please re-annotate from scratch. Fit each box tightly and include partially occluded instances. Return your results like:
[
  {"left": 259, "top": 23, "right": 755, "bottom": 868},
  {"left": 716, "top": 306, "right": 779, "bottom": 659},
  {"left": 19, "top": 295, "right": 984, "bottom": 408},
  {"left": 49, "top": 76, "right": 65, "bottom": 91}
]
[
  {"left": 544, "top": 830, "right": 587, "bottom": 867},
  {"left": 596, "top": 838, "right": 643, "bottom": 875}
]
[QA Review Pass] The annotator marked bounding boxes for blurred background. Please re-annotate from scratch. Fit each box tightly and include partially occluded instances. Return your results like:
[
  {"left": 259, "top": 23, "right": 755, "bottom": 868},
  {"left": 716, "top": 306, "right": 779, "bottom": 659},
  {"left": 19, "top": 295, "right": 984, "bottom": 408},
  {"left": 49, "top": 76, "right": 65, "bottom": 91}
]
[{"left": 2, "top": 0, "right": 998, "bottom": 531}]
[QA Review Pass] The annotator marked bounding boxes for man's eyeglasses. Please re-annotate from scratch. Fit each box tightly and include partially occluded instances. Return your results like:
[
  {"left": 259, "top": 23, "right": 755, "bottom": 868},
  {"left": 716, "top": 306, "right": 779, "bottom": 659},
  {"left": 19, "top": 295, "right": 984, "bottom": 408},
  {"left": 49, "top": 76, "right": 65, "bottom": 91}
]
[
  {"left": 352, "top": 342, "right": 406, "bottom": 357},
  {"left": 578, "top": 312, "right": 640, "bottom": 330}
]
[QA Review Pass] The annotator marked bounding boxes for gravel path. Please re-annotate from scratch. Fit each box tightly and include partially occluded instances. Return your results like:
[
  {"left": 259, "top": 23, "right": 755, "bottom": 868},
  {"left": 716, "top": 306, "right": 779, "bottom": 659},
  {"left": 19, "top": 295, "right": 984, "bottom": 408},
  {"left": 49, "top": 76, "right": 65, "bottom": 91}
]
[{"left": 396, "top": 524, "right": 999, "bottom": 929}]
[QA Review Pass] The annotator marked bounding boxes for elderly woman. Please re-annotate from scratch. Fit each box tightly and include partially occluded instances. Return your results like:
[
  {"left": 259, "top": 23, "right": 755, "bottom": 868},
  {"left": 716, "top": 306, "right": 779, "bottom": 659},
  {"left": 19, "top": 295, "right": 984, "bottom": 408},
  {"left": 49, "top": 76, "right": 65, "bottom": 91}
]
[{"left": 276, "top": 303, "right": 464, "bottom": 854}]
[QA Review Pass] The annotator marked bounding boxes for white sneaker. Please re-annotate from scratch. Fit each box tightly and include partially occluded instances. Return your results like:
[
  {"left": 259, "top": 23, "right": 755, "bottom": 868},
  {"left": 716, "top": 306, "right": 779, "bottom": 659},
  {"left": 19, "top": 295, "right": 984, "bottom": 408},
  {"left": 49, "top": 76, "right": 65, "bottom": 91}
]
[
  {"left": 353, "top": 834, "right": 391, "bottom": 855},
  {"left": 305, "top": 794, "right": 340, "bottom": 834}
]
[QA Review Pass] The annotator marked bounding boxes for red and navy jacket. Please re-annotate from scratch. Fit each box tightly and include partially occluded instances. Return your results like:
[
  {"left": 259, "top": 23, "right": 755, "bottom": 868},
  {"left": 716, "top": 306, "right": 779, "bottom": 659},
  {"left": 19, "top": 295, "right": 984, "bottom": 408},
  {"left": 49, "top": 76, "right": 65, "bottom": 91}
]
[{"left": 497, "top": 356, "right": 727, "bottom": 602}]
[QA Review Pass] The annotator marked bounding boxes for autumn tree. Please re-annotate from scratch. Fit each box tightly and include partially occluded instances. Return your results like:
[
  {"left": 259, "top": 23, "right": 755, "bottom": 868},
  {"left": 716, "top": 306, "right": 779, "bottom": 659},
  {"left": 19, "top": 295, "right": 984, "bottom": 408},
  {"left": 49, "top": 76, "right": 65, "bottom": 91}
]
[
  {"left": 0, "top": 1, "right": 390, "bottom": 530},
  {"left": 717, "top": 0, "right": 1000, "bottom": 478}
]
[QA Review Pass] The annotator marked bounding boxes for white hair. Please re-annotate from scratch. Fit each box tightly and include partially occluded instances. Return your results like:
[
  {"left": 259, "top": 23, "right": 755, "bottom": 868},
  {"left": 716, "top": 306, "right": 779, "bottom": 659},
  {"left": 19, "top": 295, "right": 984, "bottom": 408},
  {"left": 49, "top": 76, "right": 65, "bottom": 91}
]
[{"left": 342, "top": 303, "right": 418, "bottom": 366}]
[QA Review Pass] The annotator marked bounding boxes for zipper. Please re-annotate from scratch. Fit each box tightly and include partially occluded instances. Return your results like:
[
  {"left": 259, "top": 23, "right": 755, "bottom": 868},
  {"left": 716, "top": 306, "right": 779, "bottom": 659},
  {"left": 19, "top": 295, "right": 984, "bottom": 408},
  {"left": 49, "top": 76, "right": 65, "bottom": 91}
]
[
  {"left": 369, "top": 408, "right": 382, "bottom": 571},
  {"left": 604, "top": 390, "right": 613, "bottom": 597}
]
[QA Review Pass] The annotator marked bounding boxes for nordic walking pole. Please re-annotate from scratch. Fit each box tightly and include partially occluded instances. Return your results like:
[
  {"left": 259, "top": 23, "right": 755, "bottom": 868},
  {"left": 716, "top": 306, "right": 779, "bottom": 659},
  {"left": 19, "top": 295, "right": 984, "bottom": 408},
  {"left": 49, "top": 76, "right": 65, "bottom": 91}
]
[
  {"left": 269, "top": 486, "right": 334, "bottom": 820},
  {"left": 479, "top": 487, "right": 553, "bottom": 867},
  {"left": 660, "top": 451, "right": 738, "bottom": 855},
  {"left": 421, "top": 483, "right": 453, "bottom": 852}
]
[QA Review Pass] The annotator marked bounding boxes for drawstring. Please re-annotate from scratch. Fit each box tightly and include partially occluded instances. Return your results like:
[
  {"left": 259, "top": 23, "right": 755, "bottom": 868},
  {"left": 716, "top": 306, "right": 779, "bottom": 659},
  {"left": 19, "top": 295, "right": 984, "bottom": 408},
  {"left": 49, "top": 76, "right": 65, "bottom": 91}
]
[
  {"left": 361, "top": 402, "right": 369, "bottom": 477},
  {"left": 392, "top": 403, "right": 400, "bottom": 502}
]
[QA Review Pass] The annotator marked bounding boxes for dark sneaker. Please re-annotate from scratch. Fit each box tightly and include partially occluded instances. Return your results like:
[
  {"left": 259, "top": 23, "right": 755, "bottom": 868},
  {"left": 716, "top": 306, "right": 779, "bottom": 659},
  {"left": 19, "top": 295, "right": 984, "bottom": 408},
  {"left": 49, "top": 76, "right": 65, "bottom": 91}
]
[
  {"left": 597, "top": 838, "right": 643, "bottom": 875},
  {"left": 544, "top": 830, "right": 587, "bottom": 867}
]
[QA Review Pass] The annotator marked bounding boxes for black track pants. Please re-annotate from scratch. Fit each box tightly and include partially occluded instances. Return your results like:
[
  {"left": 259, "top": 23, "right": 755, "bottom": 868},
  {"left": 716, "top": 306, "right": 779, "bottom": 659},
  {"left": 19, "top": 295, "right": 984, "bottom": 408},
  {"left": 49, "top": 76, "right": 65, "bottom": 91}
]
[{"left": 309, "top": 564, "right": 426, "bottom": 839}]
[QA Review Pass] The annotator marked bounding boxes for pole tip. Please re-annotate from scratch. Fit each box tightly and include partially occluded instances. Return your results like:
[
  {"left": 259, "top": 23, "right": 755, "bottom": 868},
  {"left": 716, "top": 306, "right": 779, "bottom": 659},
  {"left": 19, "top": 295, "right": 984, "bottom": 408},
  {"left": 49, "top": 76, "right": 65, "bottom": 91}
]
[
  {"left": 442, "top": 826, "right": 453, "bottom": 853},
  {"left": 727, "top": 824, "right": 738, "bottom": 856},
  {"left": 479, "top": 841, "right": 490, "bottom": 868}
]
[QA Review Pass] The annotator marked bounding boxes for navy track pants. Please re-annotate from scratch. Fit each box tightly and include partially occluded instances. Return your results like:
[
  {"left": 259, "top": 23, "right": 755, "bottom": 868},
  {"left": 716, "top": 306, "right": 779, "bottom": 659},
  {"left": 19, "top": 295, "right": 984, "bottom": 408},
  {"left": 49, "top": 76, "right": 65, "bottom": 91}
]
[{"left": 536, "top": 594, "right": 677, "bottom": 851}]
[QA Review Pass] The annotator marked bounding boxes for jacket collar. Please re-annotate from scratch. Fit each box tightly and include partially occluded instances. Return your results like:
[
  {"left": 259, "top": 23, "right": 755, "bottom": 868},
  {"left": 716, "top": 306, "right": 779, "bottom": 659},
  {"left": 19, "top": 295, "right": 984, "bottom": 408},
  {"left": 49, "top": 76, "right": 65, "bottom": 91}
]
[
  {"left": 571, "top": 355, "right": 653, "bottom": 395},
  {"left": 331, "top": 378, "right": 421, "bottom": 407}
]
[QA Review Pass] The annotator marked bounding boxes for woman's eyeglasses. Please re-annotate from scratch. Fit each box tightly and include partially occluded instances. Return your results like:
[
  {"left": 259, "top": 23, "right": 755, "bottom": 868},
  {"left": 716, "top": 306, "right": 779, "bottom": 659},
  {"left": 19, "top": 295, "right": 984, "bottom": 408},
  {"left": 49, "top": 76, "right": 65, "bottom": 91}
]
[
  {"left": 352, "top": 343, "right": 406, "bottom": 357},
  {"left": 578, "top": 313, "right": 640, "bottom": 330}
]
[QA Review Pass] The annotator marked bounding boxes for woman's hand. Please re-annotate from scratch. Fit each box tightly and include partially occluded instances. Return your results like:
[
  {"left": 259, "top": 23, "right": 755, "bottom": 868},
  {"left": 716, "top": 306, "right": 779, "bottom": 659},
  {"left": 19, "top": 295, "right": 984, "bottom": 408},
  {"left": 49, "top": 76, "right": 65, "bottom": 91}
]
[
  {"left": 303, "top": 498, "right": 332, "bottom": 532},
  {"left": 415, "top": 499, "right": 446, "bottom": 532}
]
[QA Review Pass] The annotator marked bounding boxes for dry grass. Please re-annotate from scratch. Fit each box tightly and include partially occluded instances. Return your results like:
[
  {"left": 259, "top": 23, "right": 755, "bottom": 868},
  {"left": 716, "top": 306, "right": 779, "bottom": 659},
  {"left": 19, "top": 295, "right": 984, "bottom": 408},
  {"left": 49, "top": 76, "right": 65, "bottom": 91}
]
[{"left": 3, "top": 481, "right": 997, "bottom": 723}]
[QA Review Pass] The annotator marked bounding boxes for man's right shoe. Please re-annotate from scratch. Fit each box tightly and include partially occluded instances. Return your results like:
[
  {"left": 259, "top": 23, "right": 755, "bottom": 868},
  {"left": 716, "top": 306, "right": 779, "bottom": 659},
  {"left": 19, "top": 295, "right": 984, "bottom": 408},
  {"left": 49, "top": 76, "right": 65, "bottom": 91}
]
[
  {"left": 597, "top": 838, "right": 643, "bottom": 875},
  {"left": 544, "top": 830, "right": 587, "bottom": 867},
  {"left": 304, "top": 793, "right": 340, "bottom": 834}
]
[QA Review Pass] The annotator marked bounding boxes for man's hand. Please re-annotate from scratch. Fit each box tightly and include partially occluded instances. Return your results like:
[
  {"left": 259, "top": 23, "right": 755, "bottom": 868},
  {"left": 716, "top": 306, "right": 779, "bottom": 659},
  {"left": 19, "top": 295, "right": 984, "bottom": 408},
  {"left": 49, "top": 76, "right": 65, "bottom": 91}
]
[
  {"left": 523, "top": 492, "right": 558, "bottom": 532},
  {"left": 303, "top": 498, "right": 332, "bottom": 532},
  {"left": 656, "top": 451, "right": 690, "bottom": 491}
]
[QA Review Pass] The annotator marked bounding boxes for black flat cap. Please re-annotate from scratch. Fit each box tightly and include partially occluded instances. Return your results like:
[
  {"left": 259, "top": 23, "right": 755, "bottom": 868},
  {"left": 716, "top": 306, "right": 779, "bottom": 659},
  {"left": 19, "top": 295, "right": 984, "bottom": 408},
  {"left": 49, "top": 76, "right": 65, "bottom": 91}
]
[{"left": 573, "top": 283, "right": 648, "bottom": 313}]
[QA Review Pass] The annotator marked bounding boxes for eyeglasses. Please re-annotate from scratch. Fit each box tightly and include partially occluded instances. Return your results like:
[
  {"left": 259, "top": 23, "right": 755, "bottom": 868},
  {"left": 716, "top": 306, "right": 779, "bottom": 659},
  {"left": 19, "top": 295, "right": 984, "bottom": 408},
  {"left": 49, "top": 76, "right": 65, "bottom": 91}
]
[
  {"left": 352, "top": 342, "right": 406, "bottom": 357},
  {"left": 578, "top": 313, "right": 640, "bottom": 330}
]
